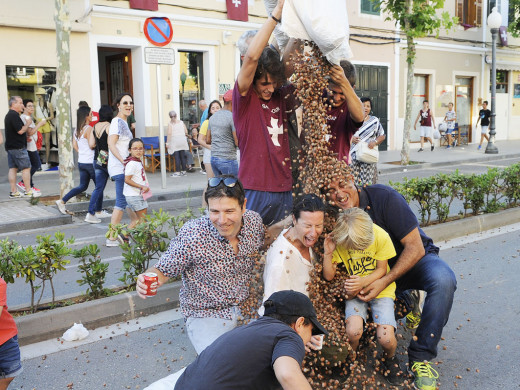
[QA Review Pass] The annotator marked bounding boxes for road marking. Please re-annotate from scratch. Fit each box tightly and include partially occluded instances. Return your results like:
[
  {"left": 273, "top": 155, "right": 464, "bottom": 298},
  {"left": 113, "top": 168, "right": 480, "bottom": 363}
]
[
  {"left": 438, "top": 222, "right": 520, "bottom": 250},
  {"left": 20, "top": 308, "right": 183, "bottom": 360},
  {"left": 65, "top": 255, "right": 123, "bottom": 269}
]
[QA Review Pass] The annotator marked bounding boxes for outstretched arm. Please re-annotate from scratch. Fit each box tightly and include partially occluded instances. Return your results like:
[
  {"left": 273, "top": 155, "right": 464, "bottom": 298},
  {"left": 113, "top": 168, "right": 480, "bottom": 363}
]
[
  {"left": 237, "top": 0, "right": 284, "bottom": 96},
  {"left": 274, "top": 356, "right": 312, "bottom": 390}
]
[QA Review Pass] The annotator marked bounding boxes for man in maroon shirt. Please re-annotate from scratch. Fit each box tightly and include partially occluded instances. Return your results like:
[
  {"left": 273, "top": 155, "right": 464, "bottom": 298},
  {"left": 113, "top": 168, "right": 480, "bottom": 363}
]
[
  {"left": 233, "top": 0, "right": 296, "bottom": 226},
  {"left": 326, "top": 61, "right": 364, "bottom": 163}
]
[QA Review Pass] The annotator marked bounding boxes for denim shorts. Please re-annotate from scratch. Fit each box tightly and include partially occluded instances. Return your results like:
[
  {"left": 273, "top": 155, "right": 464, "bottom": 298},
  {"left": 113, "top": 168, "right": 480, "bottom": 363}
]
[
  {"left": 0, "top": 335, "right": 23, "bottom": 379},
  {"left": 345, "top": 297, "right": 397, "bottom": 328},
  {"left": 7, "top": 149, "right": 31, "bottom": 170},
  {"left": 126, "top": 196, "right": 148, "bottom": 212}
]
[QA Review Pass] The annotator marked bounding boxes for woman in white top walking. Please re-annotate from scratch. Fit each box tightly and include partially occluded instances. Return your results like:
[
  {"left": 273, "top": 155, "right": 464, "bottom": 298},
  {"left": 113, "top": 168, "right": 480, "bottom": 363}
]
[
  {"left": 105, "top": 93, "right": 135, "bottom": 247},
  {"left": 55, "top": 106, "right": 96, "bottom": 219}
]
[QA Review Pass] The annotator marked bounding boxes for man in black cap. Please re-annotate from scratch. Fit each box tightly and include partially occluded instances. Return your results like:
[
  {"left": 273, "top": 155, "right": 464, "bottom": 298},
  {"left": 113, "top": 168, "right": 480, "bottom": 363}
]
[{"left": 144, "top": 290, "right": 327, "bottom": 390}]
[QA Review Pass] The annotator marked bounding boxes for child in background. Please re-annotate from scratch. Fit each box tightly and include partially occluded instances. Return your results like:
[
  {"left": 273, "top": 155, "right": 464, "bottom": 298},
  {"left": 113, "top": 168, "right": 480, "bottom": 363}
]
[
  {"left": 443, "top": 102, "right": 457, "bottom": 148},
  {"left": 0, "top": 277, "right": 22, "bottom": 389},
  {"left": 322, "top": 208, "right": 403, "bottom": 385},
  {"left": 124, "top": 138, "right": 150, "bottom": 230}
]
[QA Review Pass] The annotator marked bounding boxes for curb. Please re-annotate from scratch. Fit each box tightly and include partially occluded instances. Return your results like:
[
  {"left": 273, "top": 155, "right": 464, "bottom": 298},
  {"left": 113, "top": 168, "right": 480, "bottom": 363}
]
[
  {"left": 15, "top": 282, "right": 181, "bottom": 346},
  {"left": 15, "top": 207, "right": 520, "bottom": 346},
  {"left": 0, "top": 209, "right": 71, "bottom": 234}
]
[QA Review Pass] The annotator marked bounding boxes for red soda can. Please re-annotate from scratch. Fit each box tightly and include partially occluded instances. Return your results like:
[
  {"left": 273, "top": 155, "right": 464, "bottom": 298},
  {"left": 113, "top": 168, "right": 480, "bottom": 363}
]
[{"left": 143, "top": 272, "right": 158, "bottom": 297}]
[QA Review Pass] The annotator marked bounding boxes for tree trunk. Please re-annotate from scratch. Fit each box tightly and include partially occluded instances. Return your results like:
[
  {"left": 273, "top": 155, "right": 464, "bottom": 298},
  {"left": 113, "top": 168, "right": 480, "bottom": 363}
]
[
  {"left": 54, "top": 0, "right": 74, "bottom": 196},
  {"left": 400, "top": 0, "right": 416, "bottom": 165}
]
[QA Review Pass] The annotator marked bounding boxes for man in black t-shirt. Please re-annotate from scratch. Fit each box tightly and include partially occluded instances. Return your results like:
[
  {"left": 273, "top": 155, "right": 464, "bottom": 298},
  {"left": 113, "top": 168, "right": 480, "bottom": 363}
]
[
  {"left": 476, "top": 100, "right": 491, "bottom": 150},
  {"left": 326, "top": 180, "right": 457, "bottom": 390},
  {"left": 4, "top": 96, "right": 35, "bottom": 198},
  {"left": 144, "top": 290, "right": 328, "bottom": 390}
]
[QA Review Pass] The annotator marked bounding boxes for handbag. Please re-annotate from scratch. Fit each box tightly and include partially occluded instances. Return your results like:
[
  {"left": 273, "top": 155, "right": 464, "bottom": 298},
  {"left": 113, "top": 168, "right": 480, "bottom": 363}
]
[
  {"left": 433, "top": 128, "right": 441, "bottom": 139},
  {"left": 356, "top": 142, "right": 379, "bottom": 164}
]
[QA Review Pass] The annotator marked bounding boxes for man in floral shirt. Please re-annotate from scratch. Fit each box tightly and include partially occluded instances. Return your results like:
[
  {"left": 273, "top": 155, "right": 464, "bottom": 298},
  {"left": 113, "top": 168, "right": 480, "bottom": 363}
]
[{"left": 137, "top": 175, "right": 265, "bottom": 354}]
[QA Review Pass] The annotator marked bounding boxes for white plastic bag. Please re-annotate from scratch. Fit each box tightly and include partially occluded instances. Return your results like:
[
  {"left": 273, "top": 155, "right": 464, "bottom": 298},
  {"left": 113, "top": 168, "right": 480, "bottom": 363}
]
[
  {"left": 433, "top": 128, "right": 441, "bottom": 140},
  {"left": 62, "top": 323, "right": 89, "bottom": 341},
  {"left": 280, "top": 0, "right": 352, "bottom": 64}
]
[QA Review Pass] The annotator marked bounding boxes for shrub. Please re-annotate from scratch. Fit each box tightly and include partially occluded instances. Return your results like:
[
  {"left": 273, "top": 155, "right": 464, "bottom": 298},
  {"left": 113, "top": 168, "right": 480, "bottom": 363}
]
[{"left": 74, "top": 244, "right": 109, "bottom": 299}]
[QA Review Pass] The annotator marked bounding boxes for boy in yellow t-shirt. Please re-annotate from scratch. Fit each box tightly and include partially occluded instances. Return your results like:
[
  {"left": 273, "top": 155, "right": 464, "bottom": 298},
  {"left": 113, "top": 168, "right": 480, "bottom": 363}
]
[{"left": 323, "top": 208, "right": 403, "bottom": 385}]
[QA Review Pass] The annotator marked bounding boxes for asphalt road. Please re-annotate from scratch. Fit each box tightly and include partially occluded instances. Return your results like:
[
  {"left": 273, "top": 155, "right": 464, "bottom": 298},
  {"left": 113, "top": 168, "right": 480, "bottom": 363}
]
[
  {"left": 10, "top": 225, "right": 520, "bottom": 389},
  {"left": 4, "top": 156, "right": 520, "bottom": 309}
]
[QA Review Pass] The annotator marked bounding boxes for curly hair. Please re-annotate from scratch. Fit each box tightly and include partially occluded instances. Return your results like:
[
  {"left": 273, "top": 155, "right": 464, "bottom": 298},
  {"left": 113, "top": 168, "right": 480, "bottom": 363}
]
[{"left": 254, "top": 47, "right": 285, "bottom": 86}]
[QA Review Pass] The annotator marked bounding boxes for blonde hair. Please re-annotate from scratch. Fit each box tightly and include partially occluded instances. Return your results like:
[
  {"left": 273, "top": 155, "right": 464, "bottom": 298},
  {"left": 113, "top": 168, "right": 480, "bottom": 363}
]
[{"left": 333, "top": 208, "right": 374, "bottom": 251}]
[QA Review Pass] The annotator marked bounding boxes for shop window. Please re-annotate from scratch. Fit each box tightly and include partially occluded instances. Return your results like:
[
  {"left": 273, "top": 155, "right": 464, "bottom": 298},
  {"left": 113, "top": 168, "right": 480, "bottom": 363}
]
[
  {"left": 179, "top": 51, "right": 205, "bottom": 128},
  {"left": 456, "top": 0, "right": 482, "bottom": 27},
  {"left": 491, "top": 70, "right": 509, "bottom": 93},
  {"left": 361, "top": 0, "right": 380, "bottom": 15}
]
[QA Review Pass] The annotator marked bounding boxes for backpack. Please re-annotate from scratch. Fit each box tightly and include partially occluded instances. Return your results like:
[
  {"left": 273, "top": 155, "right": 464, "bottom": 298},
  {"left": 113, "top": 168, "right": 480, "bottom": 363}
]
[{"left": 36, "top": 131, "right": 43, "bottom": 151}]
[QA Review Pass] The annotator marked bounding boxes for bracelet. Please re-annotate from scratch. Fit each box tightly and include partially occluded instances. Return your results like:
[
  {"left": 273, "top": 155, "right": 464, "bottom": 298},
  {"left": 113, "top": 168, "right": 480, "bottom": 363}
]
[{"left": 270, "top": 13, "right": 281, "bottom": 24}]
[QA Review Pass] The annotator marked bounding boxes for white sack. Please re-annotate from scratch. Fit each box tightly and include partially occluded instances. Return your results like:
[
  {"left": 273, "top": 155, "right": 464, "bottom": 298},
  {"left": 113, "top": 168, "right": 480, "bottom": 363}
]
[
  {"left": 281, "top": 0, "right": 353, "bottom": 65},
  {"left": 62, "top": 322, "right": 89, "bottom": 341}
]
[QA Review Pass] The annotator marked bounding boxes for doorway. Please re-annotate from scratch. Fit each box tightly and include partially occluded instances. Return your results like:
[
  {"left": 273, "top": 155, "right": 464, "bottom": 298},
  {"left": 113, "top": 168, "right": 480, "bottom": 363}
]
[
  {"left": 97, "top": 47, "right": 133, "bottom": 107},
  {"left": 356, "top": 65, "right": 389, "bottom": 150},
  {"left": 178, "top": 51, "right": 205, "bottom": 128},
  {"left": 455, "top": 77, "right": 474, "bottom": 143},
  {"left": 411, "top": 74, "right": 430, "bottom": 142}
]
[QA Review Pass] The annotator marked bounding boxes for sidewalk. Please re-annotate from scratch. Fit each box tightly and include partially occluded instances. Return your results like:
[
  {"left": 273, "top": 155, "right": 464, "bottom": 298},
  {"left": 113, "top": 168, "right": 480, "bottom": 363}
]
[{"left": 1, "top": 139, "right": 519, "bottom": 234}]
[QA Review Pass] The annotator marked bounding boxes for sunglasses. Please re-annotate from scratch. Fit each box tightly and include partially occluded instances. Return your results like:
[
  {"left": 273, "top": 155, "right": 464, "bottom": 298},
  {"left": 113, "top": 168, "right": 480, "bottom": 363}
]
[{"left": 208, "top": 177, "right": 238, "bottom": 188}]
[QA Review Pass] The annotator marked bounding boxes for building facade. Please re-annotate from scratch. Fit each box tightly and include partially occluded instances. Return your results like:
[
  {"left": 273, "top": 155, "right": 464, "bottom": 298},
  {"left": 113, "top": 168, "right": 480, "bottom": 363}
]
[{"left": 1, "top": 0, "right": 519, "bottom": 181}]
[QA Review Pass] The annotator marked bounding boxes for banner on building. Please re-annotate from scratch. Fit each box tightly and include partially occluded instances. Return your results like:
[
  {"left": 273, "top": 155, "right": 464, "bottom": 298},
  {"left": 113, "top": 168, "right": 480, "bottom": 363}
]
[
  {"left": 129, "top": 0, "right": 158, "bottom": 11},
  {"left": 226, "top": 0, "right": 248, "bottom": 21}
]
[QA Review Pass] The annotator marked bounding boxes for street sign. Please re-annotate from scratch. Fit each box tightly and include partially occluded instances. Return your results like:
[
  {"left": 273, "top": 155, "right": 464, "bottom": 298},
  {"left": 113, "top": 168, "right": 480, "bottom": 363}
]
[
  {"left": 143, "top": 17, "right": 173, "bottom": 47},
  {"left": 144, "top": 47, "right": 175, "bottom": 65}
]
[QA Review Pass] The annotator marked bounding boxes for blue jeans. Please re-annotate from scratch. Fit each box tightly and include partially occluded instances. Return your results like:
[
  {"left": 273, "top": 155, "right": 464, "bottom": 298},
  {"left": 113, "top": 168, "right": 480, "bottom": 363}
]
[
  {"left": 244, "top": 189, "right": 292, "bottom": 226},
  {"left": 173, "top": 150, "right": 187, "bottom": 172},
  {"left": 62, "top": 162, "right": 96, "bottom": 203},
  {"left": 395, "top": 252, "right": 457, "bottom": 362},
  {"left": 112, "top": 173, "right": 127, "bottom": 211},
  {"left": 88, "top": 164, "right": 109, "bottom": 215},
  {"left": 28, "top": 150, "right": 41, "bottom": 188},
  {"left": 211, "top": 156, "right": 238, "bottom": 176},
  {"left": 0, "top": 335, "right": 22, "bottom": 378}
]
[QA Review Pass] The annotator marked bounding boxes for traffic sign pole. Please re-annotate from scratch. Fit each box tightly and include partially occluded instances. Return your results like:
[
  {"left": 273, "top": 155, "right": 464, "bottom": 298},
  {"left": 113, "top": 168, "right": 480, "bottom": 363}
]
[
  {"left": 143, "top": 17, "right": 175, "bottom": 189},
  {"left": 157, "top": 65, "right": 167, "bottom": 189}
]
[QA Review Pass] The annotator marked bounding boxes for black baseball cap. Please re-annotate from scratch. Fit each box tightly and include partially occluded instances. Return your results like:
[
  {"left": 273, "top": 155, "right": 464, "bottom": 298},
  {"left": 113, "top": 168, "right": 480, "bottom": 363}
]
[{"left": 263, "top": 290, "right": 328, "bottom": 336}]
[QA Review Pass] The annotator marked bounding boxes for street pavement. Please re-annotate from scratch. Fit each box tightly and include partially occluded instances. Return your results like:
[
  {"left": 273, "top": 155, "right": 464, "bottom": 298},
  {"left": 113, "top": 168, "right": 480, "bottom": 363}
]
[{"left": 10, "top": 223, "right": 520, "bottom": 390}]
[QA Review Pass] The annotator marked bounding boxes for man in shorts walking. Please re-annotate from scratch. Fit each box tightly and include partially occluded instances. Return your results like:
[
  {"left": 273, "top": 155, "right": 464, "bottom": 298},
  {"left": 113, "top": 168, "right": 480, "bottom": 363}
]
[
  {"left": 4, "top": 96, "right": 35, "bottom": 198},
  {"left": 414, "top": 100, "right": 436, "bottom": 152},
  {"left": 476, "top": 100, "right": 491, "bottom": 150}
]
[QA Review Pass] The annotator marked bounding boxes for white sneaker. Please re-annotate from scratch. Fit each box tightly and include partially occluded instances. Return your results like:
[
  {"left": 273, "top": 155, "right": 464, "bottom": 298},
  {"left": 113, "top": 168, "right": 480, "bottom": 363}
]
[
  {"left": 55, "top": 199, "right": 67, "bottom": 214},
  {"left": 95, "top": 210, "right": 112, "bottom": 218},
  {"left": 105, "top": 238, "right": 119, "bottom": 247},
  {"left": 84, "top": 213, "right": 102, "bottom": 224},
  {"left": 200, "top": 170, "right": 207, "bottom": 175},
  {"left": 180, "top": 171, "right": 187, "bottom": 176},
  {"left": 25, "top": 190, "right": 41, "bottom": 198},
  {"left": 170, "top": 172, "right": 182, "bottom": 177},
  {"left": 41, "top": 163, "right": 49, "bottom": 171}
]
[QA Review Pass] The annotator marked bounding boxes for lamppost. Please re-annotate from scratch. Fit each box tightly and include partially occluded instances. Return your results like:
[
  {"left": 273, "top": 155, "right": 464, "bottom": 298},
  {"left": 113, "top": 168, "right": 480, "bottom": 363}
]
[{"left": 485, "top": 7, "right": 501, "bottom": 154}]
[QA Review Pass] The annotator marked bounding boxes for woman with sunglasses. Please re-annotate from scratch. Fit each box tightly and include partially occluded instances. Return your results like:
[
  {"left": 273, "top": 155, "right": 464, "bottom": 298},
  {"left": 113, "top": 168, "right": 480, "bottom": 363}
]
[{"left": 106, "top": 92, "right": 135, "bottom": 247}]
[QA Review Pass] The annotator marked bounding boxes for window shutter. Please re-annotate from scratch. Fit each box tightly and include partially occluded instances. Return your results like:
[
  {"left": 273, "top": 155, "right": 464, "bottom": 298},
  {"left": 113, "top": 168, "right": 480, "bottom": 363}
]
[{"left": 456, "top": 0, "right": 464, "bottom": 21}]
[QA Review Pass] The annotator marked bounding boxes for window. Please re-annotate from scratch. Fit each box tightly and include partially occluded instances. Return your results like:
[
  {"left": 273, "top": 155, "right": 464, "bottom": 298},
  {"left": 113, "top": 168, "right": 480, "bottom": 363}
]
[
  {"left": 361, "top": 0, "right": 380, "bottom": 15},
  {"left": 456, "top": 0, "right": 482, "bottom": 27},
  {"left": 491, "top": 70, "right": 509, "bottom": 93},
  {"left": 179, "top": 51, "right": 205, "bottom": 127}
]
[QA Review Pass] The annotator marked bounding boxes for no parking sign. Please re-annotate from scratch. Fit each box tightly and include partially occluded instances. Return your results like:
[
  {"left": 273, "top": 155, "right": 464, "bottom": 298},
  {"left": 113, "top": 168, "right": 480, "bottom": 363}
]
[{"left": 144, "top": 17, "right": 173, "bottom": 47}]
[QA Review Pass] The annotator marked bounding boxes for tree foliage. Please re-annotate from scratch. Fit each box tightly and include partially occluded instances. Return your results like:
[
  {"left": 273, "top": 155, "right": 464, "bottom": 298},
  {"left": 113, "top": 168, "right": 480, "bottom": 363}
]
[{"left": 508, "top": 0, "right": 520, "bottom": 37}]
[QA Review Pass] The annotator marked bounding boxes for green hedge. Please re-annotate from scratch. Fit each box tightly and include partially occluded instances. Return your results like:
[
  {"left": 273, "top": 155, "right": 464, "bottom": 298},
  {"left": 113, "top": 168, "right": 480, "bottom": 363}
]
[{"left": 390, "top": 163, "right": 520, "bottom": 226}]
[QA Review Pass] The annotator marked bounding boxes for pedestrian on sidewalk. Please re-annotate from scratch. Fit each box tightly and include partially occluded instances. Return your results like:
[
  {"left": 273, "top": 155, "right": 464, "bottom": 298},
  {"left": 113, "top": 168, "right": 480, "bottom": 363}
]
[
  {"left": 20, "top": 99, "right": 46, "bottom": 195},
  {"left": 4, "top": 96, "right": 36, "bottom": 198},
  {"left": 349, "top": 96, "right": 386, "bottom": 185},
  {"left": 124, "top": 138, "right": 150, "bottom": 229},
  {"left": 105, "top": 93, "right": 135, "bottom": 247},
  {"left": 166, "top": 110, "right": 189, "bottom": 177},
  {"left": 0, "top": 277, "right": 23, "bottom": 389},
  {"left": 35, "top": 88, "right": 54, "bottom": 170},
  {"left": 443, "top": 102, "right": 457, "bottom": 148},
  {"left": 414, "top": 100, "right": 436, "bottom": 152},
  {"left": 135, "top": 175, "right": 266, "bottom": 354},
  {"left": 85, "top": 105, "right": 113, "bottom": 223},
  {"left": 207, "top": 89, "right": 239, "bottom": 176},
  {"left": 476, "top": 100, "right": 491, "bottom": 150},
  {"left": 55, "top": 106, "right": 96, "bottom": 218},
  {"left": 144, "top": 290, "right": 327, "bottom": 390}
]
